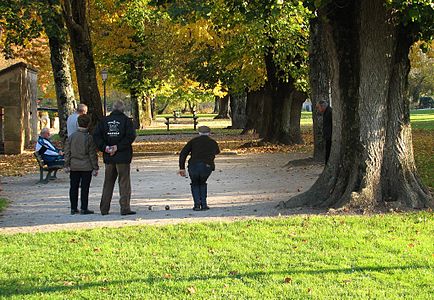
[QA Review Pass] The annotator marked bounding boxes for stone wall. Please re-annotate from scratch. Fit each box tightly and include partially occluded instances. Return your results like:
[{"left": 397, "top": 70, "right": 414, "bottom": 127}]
[{"left": 0, "top": 62, "right": 38, "bottom": 154}]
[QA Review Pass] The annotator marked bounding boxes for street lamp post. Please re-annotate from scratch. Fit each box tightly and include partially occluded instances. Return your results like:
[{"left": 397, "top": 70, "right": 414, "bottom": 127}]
[{"left": 101, "top": 69, "right": 108, "bottom": 115}]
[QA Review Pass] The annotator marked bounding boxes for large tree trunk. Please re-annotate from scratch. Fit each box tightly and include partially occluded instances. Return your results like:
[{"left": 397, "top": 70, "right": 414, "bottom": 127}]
[
  {"left": 229, "top": 91, "right": 247, "bottom": 129},
  {"left": 309, "top": 18, "right": 331, "bottom": 161},
  {"left": 282, "top": 0, "right": 432, "bottom": 210},
  {"left": 42, "top": 4, "right": 75, "bottom": 142},
  {"left": 242, "top": 89, "right": 265, "bottom": 134},
  {"left": 62, "top": 0, "right": 103, "bottom": 127},
  {"left": 381, "top": 27, "right": 431, "bottom": 208},
  {"left": 214, "top": 95, "right": 230, "bottom": 119},
  {"left": 260, "top": 53, "right": 297, "bottom": 145}
]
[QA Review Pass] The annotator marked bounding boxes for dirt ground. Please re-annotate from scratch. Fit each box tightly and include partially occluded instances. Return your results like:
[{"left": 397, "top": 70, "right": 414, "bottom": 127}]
[{"left": 0, "top": 152, "right": 323, "bottom": 234}]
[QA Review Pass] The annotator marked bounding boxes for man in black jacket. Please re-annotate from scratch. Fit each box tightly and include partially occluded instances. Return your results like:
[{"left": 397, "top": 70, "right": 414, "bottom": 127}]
[
  {"left": 93, "top": 100, "right": 136, "bottom": 215},
  {"left": 179, "top": 126, "right": 220, "bottom": 211},
  {"left": 317, "top": 100, "right": 333, "bottom": 164}
]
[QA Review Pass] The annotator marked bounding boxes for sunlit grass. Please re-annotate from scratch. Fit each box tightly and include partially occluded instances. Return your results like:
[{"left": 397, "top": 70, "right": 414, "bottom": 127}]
[
  {"left": 0, "top": 213, "right": 432, "bottom": 299},
  {"left": 410, "top": 109, "right": 434, "bottom": 130}
]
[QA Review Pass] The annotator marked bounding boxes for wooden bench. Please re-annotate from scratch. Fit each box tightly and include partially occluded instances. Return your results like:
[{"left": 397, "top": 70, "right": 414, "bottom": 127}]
[
  {"left": 34, "top": 151, "right": 62, "bottom": 183},
  {"left": 164, "top": 114, "right": 199, "bottom": 131}
]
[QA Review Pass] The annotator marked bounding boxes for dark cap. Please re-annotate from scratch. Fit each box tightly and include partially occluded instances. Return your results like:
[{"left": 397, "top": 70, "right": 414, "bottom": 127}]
[{"left": 198, "top": 126, "right": 211, "bottom": 133}]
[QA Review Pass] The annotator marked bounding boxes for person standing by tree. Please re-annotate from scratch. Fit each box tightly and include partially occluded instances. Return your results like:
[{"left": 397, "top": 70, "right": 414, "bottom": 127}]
[
  {"left": 317, "top": 100, "right": 332, "bottom": 164},
  {"left": 178, "top": 126, "right": 220, "bottom": 211},
  {"left": 64, "top": 114, "right": 99, "bottom": 215},
  {"left": 67, "top": 104, "right": 88, "bottom": 137},
  {"left": 93, "top": 100, "right": 136, "bottom": 216}
]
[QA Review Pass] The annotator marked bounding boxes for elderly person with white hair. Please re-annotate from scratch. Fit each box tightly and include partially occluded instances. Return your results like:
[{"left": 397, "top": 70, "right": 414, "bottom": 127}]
[
  {"left": 35, "top": 128, "right": 65, "bottom": 166},
  {"left": 67, "top": 103, "right": 88, "bottom": 137},
  {"left": 93, "top": 100, "right": 136, "bottom": 216}
]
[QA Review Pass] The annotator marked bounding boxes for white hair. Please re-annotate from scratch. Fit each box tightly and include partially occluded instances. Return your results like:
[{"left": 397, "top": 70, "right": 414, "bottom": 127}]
[
  {"left": 113, "top": 100, "right": 125, "bottom": 112},
  {"left": 77, "top": 104, "right": 88, "bottom": 113},
  {"left": 40, "top": 128, "right": 50, "bottom": 135}
]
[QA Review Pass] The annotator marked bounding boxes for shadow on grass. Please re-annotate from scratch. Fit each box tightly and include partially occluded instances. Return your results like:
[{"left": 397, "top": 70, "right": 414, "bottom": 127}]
[{"left": 0, "top": 265, "right": 429, "bottom": 297}]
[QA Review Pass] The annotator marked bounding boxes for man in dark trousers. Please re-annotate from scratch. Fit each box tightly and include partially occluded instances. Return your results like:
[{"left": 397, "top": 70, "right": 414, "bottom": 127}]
[
  {"left": 317, "top": 100, "right": 333, "bottom": 164},
  {"left": 93, "top": 100, "right": 137, "bottom": 215},
  {"left": 178, "top": 126, "right": 220, "bottom": 211}
]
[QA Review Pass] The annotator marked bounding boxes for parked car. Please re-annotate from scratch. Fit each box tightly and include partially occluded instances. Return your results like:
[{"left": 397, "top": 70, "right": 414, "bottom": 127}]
[{"left": 419, "top": 96, "right": 434, "bottom": 109}]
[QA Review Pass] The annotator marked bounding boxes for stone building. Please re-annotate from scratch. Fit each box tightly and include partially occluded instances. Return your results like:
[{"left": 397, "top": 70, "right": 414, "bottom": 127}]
[{"left": 0, "top": 62, "right": 38, "bottom": 154}]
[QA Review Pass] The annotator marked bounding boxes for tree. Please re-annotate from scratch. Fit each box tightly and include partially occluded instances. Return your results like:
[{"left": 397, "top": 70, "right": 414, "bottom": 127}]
[
  {"left": 308, "top": 18, "right": 331, "bottom": 161},
  {"left": 0, "top": 0, "right": 76, "bottom": 141},
  {"left": 283, "top": 0, "right": 433, "bottom": 210},
  {"left": 42, "top": 0, "right": 75, "bottom": 140},
  {"left": 62, "top": 0, "right": 103, "bottom": 125}
]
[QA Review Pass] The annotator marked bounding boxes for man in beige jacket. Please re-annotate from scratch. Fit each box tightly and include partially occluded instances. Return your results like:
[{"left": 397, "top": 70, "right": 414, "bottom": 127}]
[{"left": 64, "top": 115, "right": 99, "bottom": 215}]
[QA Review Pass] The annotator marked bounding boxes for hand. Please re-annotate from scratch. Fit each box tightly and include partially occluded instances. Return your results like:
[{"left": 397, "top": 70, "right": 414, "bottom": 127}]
[
  {"left": 109, "top": 145, "right": 118, "bottom": 156},
  {"left": 178, "top": 169, "right": 186, "bottom": 177},
  {"left": 92, "top": 170, "right": 98, "bottom": 177},
  {"left": 59, "top": 150, "right": 64, "bottom": 156},
  {"left": 64, "top": 167, "right": 70, "bottom": 173},
  {"left": 105, "top": 146, "right": 112, "bottom": 154}
]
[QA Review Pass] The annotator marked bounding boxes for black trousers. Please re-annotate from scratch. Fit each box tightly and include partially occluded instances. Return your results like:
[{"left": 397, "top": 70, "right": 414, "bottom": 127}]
[{"left": 70, "top": 171, "right": 92, "bottom": 210}]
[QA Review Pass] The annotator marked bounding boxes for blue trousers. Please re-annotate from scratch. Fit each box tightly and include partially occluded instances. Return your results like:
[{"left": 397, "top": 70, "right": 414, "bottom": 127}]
[{"left": 188, "top": 162, "right": 212, "bottom": 208}]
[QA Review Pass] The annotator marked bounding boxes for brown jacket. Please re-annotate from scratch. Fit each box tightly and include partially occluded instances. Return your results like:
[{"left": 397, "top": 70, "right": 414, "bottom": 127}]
[{"left": 65, "top": 128, "right": 99, "bottom": 172}]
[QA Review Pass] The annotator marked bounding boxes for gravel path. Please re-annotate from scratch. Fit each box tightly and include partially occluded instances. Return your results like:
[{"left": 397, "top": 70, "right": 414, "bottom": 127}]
[{"left": 0, "top": 153, "right": 322, "bottom": 234}]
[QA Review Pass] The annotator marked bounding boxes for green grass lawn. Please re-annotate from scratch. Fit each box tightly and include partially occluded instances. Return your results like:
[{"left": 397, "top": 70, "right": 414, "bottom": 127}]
[
  {"left": 0, "top": 198, "right": 7, "bottom": 213},
  {"left": 0, "top": 213, "right": 432, "bottom": 299},
  {"left": 410, "top": 109, "right": 434, "bottom": 130}
]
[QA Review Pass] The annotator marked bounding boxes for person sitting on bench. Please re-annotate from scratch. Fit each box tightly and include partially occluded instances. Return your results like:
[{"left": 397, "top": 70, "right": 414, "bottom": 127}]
[{"left": 35, "top": 128, "right": 65, "bottom": 167}]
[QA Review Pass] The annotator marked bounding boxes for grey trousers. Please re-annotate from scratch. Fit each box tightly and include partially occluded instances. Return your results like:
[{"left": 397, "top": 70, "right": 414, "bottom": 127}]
[{"left": 100, "top": 163, "right": 132, "bottom": 215}]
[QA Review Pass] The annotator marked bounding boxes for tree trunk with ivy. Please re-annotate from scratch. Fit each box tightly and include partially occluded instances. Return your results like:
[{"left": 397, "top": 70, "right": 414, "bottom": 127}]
[
  {"left": 62, "top": 0, "right": 103, "bottom": 127},
  {"left": 283, "top": 0, "right": 432, "bottom": 210}
]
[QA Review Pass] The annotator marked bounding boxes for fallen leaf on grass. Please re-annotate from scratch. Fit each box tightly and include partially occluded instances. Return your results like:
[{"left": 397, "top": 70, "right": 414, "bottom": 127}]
[
  {"left": 187, "top": 286, "right": 196, "bottom": 294},
  {"left": 63, "top": 281, "right": 75, "bottom": 286},
  {"left": 408, "top": 243, "right": 415, "bottom": 248},
  {"left": 93, "top": 247, "right": 101, "bottom": 252},
  {"left": 229, "top": 270, "right": 239, "bottom": 276},
  {"left": 284, "top": 277, "right": 292, "bottom": 283},
  {"left": 164, "top": 273, "right": 172, "bottom": 279}
]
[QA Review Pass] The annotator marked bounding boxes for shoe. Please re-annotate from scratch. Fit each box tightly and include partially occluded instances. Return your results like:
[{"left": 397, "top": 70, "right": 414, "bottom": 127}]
[
  {"left": 70, "top": 209, "right": 79, "bottom": 215},
  {"left": 201, "top": 206, "right": 210, "bottom": 211},
  {"left": 193, "top": 206, "right": 201, "bottom": 211},
  {"left": 121, "top": 211, "right": 136, "bottom": 216},
  {"left": 80, "top": 209, "right": 94, "bottom": 215}
]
